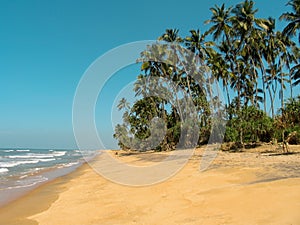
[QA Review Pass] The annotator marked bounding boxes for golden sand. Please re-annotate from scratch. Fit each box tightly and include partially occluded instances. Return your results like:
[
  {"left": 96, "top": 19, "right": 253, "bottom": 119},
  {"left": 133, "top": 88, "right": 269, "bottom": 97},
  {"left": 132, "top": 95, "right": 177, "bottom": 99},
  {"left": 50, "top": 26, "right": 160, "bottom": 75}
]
[{"left": 1, "top": 145, "right": 300, "bottom": 225}]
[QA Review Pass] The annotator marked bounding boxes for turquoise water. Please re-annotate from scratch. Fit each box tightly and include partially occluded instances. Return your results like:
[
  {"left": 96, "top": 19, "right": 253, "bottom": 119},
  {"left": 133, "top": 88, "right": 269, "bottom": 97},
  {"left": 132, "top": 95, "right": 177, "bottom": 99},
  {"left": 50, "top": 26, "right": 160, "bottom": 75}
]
[{"left": 0, "top": 148, "right": 97, "bottom": 206}]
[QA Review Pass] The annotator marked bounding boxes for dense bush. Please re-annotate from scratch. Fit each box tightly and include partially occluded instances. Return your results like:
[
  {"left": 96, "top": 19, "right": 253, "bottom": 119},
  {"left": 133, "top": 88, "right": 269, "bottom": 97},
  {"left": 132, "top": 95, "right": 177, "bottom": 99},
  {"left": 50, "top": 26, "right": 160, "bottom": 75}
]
[{"left": 224, "top": 106, "right": 274, "bottom": 143}]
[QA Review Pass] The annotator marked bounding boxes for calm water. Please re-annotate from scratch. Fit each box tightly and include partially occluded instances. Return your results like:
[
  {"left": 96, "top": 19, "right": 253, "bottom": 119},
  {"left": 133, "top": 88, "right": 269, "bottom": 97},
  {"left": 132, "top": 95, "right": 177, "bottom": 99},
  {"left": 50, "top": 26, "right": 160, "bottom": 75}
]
[{"left": 0, "top": 148, "right": 98, "bottom": 206}]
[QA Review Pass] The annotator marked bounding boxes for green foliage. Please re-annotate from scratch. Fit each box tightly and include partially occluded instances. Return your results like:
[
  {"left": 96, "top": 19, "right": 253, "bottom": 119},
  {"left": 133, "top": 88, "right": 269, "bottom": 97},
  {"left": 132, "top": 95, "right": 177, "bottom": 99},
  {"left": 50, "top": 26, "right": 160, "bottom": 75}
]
[
  {"left": 224, "top": 106, "right": 274, "bottom": 143},
  {"left": 274, "top": 96, "right": 300, "bottom": 143},
  {"left": 280, "top": 0, "right": 300, "bottom": 43},
  {"left": 114, "top": 0, "right": 300, "bottom": 150}
]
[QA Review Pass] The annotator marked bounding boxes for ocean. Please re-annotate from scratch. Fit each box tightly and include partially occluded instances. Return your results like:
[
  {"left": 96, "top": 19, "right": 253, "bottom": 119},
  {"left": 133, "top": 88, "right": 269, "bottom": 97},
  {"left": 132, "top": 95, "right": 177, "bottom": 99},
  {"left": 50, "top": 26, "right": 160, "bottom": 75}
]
[{"left": 0, "top": 148, "right": 98, "bottom": 206}]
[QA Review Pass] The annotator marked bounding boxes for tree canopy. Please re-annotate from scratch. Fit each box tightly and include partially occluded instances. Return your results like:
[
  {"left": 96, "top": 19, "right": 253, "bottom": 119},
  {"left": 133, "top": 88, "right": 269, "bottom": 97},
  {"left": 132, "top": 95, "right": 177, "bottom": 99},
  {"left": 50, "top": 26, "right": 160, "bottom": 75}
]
[{"left": 114, "top": 0, "right": 300, "bottom": 151}]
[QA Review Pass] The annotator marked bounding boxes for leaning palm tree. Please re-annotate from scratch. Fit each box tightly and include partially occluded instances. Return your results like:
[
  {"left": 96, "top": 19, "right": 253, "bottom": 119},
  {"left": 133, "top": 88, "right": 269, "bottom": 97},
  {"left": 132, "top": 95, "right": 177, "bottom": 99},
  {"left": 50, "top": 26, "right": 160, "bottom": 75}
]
[{"left": 280, "top": 0, "right": 300, "bottom": 43}]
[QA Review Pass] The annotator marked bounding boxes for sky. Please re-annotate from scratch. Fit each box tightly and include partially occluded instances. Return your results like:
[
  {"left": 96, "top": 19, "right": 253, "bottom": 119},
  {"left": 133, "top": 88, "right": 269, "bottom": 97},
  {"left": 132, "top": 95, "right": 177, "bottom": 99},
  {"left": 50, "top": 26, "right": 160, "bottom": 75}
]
[{"left": 0, "top": 0, "right": 294, "bottom": 149}]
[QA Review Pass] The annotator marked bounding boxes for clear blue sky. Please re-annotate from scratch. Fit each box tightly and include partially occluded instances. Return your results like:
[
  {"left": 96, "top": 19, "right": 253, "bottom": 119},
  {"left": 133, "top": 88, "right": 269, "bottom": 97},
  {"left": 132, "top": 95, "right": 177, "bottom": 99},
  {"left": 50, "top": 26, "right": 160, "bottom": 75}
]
[{"left": 0, "top": 0, "right": 293, "bottom": 149}]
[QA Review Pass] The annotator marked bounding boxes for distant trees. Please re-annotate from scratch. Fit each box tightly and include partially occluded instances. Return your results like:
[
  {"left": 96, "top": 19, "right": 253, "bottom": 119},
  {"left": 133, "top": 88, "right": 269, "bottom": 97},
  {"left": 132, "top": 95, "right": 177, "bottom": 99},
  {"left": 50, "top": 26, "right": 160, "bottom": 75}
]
[{"left": 114, "top": 0, "right": 300, "bottom": 151}]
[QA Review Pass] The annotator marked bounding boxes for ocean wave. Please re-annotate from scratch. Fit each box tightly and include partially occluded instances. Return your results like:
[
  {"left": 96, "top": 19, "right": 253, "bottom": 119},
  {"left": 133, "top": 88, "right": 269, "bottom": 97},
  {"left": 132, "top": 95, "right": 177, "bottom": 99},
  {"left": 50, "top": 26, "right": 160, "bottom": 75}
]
[
  {"left": 0, "top": 157, "right": 57, "bottom": 168},
  {"left": 8, "top": 151, "right": 67, "bottom": 159},
  {"left": 57, "top": 162, "right": 80, "bottom": 169},
  {"left": 8, "top": 154, "right": 53, "bottom": 159},
  {"left": 16, "top": 149, "right": 30, "bottom": 152},
  {"left": 0, "top": 160, "right": 40, "bottom": 168},
  {"left": 0, "top": 168, "right": 9, "bottom": 173},
  {"left": 38, "top": 158, "right": 56, "bottom": 162},
  {"left": 19, "top": 174, "right": 29, "bottom": 179},
  {"left": 27, "top": 167, "right": 43, "bottom": 173},
  {"left": 3, "top": 150, "right": 14, "bottom": 153},
  {"left": 6, "top": 176, "right": 48, "bottom": 190},
  {"left": 52, "top": 151, "right": 67, "bottom": 157}
]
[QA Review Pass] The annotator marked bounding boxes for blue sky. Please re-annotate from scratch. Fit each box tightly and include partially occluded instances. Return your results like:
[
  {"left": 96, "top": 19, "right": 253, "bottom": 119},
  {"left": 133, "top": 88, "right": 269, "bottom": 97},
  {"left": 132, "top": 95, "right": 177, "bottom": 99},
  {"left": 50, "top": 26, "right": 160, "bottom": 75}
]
[{"left": 0, "top": 0, "right": 294, "bottom": 149}]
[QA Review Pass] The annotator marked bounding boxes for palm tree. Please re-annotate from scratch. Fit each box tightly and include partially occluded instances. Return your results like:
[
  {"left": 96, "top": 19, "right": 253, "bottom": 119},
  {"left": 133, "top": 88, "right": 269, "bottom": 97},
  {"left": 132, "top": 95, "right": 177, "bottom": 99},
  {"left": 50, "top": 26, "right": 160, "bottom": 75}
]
[
  {"left": 265, "top": 63, "right": 280, "bottom": 118},
  {"left": 185, "top": 29, "right": 213, "bottom": 59},
  {"left": 114, "top": 0, "right": 300, "bottom": 150},
  {"left": 277, "top": 33, "right": 298, "bottom": 101},
  {"left": 205, "top": 4, "right": 235, "bottom": 105},
  {"left": 274, "top": 31, "right": 297, "bottom": 112},
  {"left": 240, "top": 28, "right": 266, "bottom": 108},
  {"left": 205, "top": 4, "right": 232, "bottom": 42},
  {"left": 258, "top": 17, "right": 276, "bottom": 113},
  {"left": 206, "top": 3, "right": 247, "bottom": 112},
  {"left": 206, "top": 47, "right": 231, "bottom": 107},
  {"left": 261, "top": 17, "right": 298, "bottom": 117},
  {"left": 158, "top": 29, "right": 182, "bottom": 43},
  {"left": 117, "top": 98, "right": 130, "bottom": 111},
  {"left": 280, "top": 0, "right": 300, "bottom": 43},
  {"left": 291, "top": 63, "right": 300, "bottom": 86},
  {"left": 286, "top": 46, "right": 300, "bottom": 96},
  {"left": 263, "top": 19, "right": 280, "bottom": 118},
  {"left": 231, "top": 0, "right": 269, "bottom": 108}
]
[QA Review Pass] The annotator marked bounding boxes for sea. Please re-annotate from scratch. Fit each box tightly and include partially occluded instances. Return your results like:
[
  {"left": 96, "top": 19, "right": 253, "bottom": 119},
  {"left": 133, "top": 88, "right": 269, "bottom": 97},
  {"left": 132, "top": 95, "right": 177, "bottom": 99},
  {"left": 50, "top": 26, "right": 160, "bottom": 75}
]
[{"left": 0, "top": 148, "right": 98, "bottom": 206}]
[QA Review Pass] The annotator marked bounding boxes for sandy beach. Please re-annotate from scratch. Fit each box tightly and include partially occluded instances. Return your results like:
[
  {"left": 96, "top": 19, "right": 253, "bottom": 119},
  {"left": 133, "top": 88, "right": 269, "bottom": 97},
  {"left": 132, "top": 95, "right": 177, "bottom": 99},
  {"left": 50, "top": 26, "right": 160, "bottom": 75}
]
[{"left": 1, "top": 145, "right": 300, "bottom": 225}]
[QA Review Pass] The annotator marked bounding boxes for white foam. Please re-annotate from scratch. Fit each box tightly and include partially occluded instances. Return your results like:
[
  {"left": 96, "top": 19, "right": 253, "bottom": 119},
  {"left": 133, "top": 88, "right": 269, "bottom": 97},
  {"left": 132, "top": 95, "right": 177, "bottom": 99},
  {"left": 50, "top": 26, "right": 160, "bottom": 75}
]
[
  {"left": 0, "top": 160, "right": 39, "bottom": 168},
  {"left": 38, "top": 158, "right": 55, "bottom": 162},
  {"left": 0, "top": 168, "right": 9, "bottom": 173},
  {"left": 19, "top": 174, "right": 29, "bottom": 179},
  {"left": 58, "top": 162, "right": 79, "bottom": 169},
  {"left": 8, "top": 154, "right": 53, "bottom": 159},
  {"left": 0, "top": 157, "right": 57, "bottom": 168},
  {"left": 27, "top": 168, "right": 43, "bottom": 173},
  {"left": 52, "top": 151, "right": 67, "bottom": 157},
  {"left": 16, "top": 149, "right": 30, "bottom": 152},
  {"left": 3, "top": 150, "right": 14, "bottom": 153},
  {"left": 8, "top": 151, "right": 66, "bottom": 159},
  {"left": 6, "top": 176, "right": 48, "bottom": 190}
]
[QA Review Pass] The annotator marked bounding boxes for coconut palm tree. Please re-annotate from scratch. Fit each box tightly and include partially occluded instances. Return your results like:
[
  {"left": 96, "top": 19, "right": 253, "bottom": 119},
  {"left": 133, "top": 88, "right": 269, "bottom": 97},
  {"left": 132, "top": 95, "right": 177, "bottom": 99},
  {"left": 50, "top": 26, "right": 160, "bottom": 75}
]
[
  {"left": 257, "top": 17, "right": 276, "bottom": 113},
  {"left": 206, "top": 47, "right": 231, "bottom": 107},
  {"left": 205, "top": 3, "right": 232, "bottom": 42},
  {"left": 291, "top": 63, "right": 300, "bottom": 87},
  {"left": 117, "top": 98, "right": 130, "bottom": 111},
  {"left": 231, "top": 0, "right": 268, "bottom": 108},
  {"left": 280, "top": 0, "right": 300, "bottom": 43},
  {"left": 114, "top": 0, "right": 300, "bottom": 150},
  {"left": 158, "top": 29, "right": 182, "bottom": 43},
  {"left": 185, "top": 29, "right": 214, "bottom": 59}
]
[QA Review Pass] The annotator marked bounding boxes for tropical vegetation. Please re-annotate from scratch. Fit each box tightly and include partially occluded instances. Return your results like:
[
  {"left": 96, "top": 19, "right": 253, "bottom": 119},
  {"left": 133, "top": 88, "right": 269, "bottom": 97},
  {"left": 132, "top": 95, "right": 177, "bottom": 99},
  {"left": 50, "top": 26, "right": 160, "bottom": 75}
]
[{"left": 114, "top": 0, "right": 300, "bottom": 151}]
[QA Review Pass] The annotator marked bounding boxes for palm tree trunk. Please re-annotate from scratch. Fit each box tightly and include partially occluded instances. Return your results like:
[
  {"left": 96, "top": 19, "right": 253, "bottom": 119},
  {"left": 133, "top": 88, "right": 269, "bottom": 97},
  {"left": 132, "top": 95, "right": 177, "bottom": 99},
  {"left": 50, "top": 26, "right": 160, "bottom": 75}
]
[
  {"left": 280, "top": 73, "right": 285, "bottom": 113},
  {"left": 289, "top": 76, "right": 293, "bottom": 99},
  {"left": 268, "top": 85, "right": 275, "bottom": 118},
  {"left": 258, "top": 52, "right": 267, "bottom": 114},
  {"left": 262, "top": 74, "right": 267, "bottom": 113},
  {"left": 225, "top": 83, "right": 231, "bottom": 107}
]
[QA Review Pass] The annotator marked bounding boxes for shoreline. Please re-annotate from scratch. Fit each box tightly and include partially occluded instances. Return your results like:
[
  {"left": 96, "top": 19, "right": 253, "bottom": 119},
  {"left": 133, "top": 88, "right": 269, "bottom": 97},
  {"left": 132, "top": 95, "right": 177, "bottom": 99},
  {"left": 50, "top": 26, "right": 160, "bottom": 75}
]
[
  {"left": 0, "top": 162, "right": 83, "bottom": 208},
  {"left": 0, "top": 161, "right": 92, "bottom": 225},
  {"left": 1, "top": 146, "right": 300, "bottom": 224},
  {"left": 0, "top": 149, "right": 100, "bottom": 207}
]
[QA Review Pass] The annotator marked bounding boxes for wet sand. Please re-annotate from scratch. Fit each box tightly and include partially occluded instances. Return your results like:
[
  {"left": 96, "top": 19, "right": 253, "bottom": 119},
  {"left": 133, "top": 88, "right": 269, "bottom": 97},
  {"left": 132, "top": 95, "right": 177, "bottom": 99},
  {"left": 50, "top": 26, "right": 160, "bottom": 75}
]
[{"left": 1, "top": 145, "right": 300, "bottom": 225}]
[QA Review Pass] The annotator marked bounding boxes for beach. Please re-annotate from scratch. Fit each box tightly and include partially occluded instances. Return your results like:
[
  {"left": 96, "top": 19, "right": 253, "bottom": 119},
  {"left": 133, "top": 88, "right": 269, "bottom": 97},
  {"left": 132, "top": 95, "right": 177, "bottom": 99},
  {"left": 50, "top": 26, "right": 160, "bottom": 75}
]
[{"left": 0, "top": 145, "right": 300, "bottom": 225}]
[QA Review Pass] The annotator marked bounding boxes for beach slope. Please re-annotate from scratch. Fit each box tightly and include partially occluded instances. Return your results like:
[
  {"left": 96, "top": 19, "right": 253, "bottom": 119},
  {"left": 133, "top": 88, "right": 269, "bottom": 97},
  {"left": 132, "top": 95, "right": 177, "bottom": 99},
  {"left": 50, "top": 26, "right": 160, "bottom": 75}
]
[{"left": 1, "top": 146, "right": 300, "bottom": 225}]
